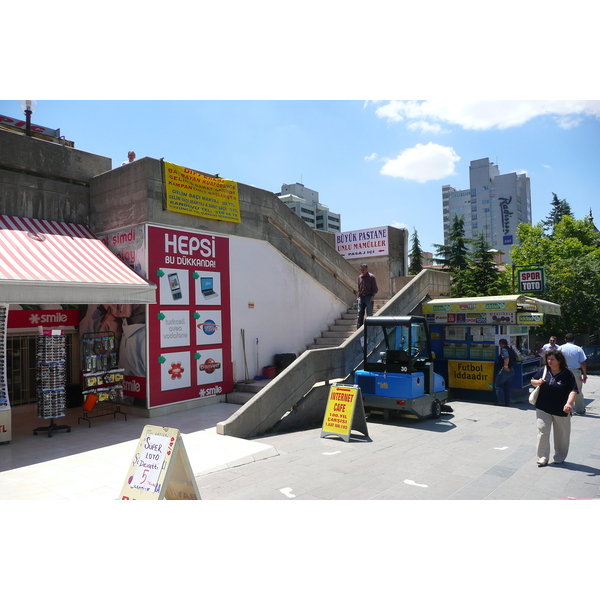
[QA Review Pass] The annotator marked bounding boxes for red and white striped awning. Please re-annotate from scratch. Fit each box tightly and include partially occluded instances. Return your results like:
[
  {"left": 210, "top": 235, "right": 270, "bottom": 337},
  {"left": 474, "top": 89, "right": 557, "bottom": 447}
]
[{"left": 0, "top": 215, "right": 156, "bottom": 304}]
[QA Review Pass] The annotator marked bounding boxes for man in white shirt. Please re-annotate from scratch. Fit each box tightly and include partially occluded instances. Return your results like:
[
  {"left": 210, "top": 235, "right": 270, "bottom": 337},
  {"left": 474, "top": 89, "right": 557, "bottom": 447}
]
[
  {"left": 539, "top": 335, "right": 560, "bottom": 364},
  {"left": 559, "top": 333, "right": 588, "bottom": 414}
]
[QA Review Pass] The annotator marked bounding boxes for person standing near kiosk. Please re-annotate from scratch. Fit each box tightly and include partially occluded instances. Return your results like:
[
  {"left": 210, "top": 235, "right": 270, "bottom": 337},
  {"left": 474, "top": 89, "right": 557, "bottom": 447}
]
[{"left": 495, "top": 338, "right": 516, "bottom": 406}]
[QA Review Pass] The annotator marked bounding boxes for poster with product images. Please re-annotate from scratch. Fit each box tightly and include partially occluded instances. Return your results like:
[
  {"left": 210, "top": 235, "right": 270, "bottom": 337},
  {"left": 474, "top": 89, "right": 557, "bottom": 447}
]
[
  {"left": 195, "top": 310, "right": 222, "bottom": 345},
  {"left": 147, "top": 225, "right": 232, "bottom": 407},
  {"left": 160, "top": 351, "right": 192, "bottom": 391},
  {"left": 159, "top": 310, "right": 191, "bottom": 348}
]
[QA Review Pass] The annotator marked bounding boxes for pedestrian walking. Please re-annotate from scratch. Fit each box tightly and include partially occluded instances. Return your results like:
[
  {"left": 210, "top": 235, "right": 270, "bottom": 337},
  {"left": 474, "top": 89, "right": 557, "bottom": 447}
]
[
  {"left": 559, "top": 333, "right": 588, "bottom": 414},
  {"left": 530, "top": 349, "right": 577, "bottom": 466}
]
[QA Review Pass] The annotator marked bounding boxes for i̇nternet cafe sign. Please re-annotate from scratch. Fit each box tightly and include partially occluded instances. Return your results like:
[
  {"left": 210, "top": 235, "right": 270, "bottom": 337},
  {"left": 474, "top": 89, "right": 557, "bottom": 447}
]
[{"left": 336, "top": 226, "right": 389, "bottom": 258}]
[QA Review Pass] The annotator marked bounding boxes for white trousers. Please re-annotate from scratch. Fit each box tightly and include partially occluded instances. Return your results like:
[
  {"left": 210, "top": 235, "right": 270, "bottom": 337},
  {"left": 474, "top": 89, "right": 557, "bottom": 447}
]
[
  {"left": 571, "top": 368, "right": 585, "bottom": 413},
  {"left": 536, "top": 409, "right": 571, "bottom": 463}
]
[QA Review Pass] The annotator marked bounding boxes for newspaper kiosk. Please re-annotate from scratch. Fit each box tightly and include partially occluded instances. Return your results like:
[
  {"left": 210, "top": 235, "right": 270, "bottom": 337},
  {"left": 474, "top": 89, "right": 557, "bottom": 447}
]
[{"left": 422, "top": 295, "right": 561, "bottom": 400}]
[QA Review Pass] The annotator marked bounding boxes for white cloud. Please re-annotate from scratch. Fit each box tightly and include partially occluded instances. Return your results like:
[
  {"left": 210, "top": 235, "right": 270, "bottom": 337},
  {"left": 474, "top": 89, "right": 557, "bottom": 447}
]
[
  {"left": 374, "top": 100, "right": 600, "bottom": 130},
  {"left": 554, "top": 115, "right": 582, "bottom": 129},
  {"left": 543, "top": 164, "right": 551, "bottom": 169},
  {"left": 391, "top": 221, "right": 409, "bottom": 230},
  {"left": 380, "top": 142, "right": 460, "bottom": 183},
  {"left": 364, "top": 153, "right": 378, "bottom": 162},
  {"left": 407, "top": 120, "right": 448, "bottom": 134}
]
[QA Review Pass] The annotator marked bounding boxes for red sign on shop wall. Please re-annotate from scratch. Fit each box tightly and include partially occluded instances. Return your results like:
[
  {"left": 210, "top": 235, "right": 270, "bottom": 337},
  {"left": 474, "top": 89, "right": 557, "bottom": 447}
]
[
  {"left": 7, "top": 309, "right": 79, "bottom": 329},
  {"left": 146, "top": 225, "right": 232, "bottom": 408}
]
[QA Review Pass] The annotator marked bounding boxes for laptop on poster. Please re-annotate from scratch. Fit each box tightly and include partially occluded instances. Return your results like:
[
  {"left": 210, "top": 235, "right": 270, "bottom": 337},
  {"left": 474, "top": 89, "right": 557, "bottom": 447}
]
[{"left": 201, "top": 277, "right": 219, "bottom": 299}]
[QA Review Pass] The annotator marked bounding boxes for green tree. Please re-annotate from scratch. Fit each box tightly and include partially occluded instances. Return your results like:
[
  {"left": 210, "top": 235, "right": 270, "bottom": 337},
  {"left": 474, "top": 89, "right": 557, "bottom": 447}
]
[
  {"left": 511, "top": 215, "right": 600, "bottom": 336},
  {"left": 457, "top": 232, "right": 510, "bottom": 296},
  {"left": 433, "top": 215, "right": 470, "bottom": 273},
  {"left": 433, "top": 216, "right": 471, "bottom": 296},
  {"left": 543, "top": 192, "right": 573, "bottom": 238},
  {"left": 408, "top": 228, "right": 424, "bottom": 275}
]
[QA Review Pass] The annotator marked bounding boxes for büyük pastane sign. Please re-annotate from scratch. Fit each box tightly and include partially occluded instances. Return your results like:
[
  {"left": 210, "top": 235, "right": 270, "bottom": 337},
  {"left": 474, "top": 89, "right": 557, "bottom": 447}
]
[{"left": 164, "top": 161, "right": 241, "bottom": 223}]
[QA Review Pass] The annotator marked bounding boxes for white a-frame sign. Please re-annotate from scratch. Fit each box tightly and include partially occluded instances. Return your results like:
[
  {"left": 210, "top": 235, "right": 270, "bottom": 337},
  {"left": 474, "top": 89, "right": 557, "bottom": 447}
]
[{"left": 120, "top": 425, "right": 201, "bottom": 500}]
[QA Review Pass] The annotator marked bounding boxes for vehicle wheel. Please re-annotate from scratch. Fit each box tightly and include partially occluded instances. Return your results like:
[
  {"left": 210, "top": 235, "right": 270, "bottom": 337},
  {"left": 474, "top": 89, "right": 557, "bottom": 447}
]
[{"left": 431, "top": 400, "right": 441, "bottom": 419}]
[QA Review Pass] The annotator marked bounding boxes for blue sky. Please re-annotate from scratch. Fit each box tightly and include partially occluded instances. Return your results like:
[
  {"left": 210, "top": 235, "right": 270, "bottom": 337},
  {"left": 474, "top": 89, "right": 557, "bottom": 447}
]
[
  {"left": 2, "top": 99, "right": 599, "bottom": 256},
  {"left": 2, "top": 3, "right": 599, "bottom": 256}
]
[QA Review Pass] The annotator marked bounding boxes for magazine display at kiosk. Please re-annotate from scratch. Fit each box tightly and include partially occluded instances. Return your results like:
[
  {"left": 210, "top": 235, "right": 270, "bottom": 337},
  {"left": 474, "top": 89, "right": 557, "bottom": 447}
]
[
  {"left": 79, "top": 332, "right": 126, "bottom": 427},
  {"left": 34, "top": 329, "right": 71, "bottom": 438}
]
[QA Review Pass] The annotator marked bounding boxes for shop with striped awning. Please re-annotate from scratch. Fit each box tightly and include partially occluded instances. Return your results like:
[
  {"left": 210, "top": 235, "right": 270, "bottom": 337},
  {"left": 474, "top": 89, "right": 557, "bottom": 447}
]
[{"left": 0, "top": 215, "right": 156, "bottom": 304}]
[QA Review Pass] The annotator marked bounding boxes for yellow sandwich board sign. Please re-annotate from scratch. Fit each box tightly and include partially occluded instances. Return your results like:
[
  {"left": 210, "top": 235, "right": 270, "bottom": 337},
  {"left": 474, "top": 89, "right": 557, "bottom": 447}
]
[
  {"left": 320, "top": 384, "right": 369, "bottom": 442},
  {"left": 120, "top": 425, "right": 201, "bottom": 500}
]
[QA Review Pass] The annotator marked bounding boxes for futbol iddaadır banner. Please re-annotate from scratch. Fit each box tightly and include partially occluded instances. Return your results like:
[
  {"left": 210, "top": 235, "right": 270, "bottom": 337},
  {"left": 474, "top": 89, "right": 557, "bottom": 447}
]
[{"left": 164, "top": 161, "right": 241, "bottom": 223}]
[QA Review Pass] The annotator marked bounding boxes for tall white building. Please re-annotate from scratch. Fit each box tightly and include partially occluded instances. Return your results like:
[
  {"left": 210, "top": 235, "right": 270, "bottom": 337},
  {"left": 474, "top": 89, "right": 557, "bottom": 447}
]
[
  {"left": 442, "top": 158, "right": 531, "bottom": 264},
  {"left": 276, "top": 183, "right": 341, "bottom": 233}
]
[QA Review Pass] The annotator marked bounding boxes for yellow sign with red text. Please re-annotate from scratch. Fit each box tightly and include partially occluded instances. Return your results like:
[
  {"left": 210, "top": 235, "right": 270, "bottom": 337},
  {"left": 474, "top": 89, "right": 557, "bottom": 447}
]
[
  {"left": 321, "top": 385, "right": 369, "bottom": 442},
  {"left": 164, "top": 161, "right": 241, "bottom": 223}
]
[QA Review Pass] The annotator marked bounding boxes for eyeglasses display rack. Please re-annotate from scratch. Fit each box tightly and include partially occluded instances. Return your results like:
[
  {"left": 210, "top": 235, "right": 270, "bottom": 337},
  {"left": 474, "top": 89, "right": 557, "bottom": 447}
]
[
  {"left": 0, "top": 304, "right": 10, "bottom": 444},
  {"left": 79, "top": 332, "right": 127, "bottom": 427},
  {"left": 33, "top": 329, "right": 71, "bottom": 438}
]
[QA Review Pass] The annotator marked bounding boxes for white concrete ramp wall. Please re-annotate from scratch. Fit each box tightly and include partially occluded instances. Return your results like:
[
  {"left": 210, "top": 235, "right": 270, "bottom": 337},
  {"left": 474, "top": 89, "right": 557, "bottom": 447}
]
[{"left": 217, "top": 269, "right": 451, "bottom": 439}]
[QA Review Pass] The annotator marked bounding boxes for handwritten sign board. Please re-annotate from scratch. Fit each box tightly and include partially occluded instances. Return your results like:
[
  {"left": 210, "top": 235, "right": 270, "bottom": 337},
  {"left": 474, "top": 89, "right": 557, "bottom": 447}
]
[
  {"left": 120, "top": 425, "right": 201, "bottom": 500},
  {"left": 320, "top": 384, "right": 369, "bottom": 442}
]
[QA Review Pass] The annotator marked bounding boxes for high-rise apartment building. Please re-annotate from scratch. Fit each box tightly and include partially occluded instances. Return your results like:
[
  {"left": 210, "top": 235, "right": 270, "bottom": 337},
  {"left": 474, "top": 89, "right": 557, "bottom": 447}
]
[
  {"left": 442, "top": 158, "right": 531, "bottom": 264},
  {"left": 276, "top": 183, "right": 341, "bottom": 233}
]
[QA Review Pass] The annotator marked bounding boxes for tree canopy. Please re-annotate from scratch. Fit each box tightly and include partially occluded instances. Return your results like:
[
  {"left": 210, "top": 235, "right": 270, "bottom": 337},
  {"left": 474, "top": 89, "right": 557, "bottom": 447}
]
[
  {"left": 455, "top": 232, "right": 510, "bottom": 297},
  {"left": 511, "top": 215, "right": 600, "bottom": 336},
  {"left": 543, "top": 192, "right": 573, "bottom": 238}
]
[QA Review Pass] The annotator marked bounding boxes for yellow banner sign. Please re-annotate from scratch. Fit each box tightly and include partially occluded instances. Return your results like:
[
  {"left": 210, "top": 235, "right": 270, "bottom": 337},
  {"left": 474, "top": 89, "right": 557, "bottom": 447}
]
[
  {"left": 448, "top": 360, "right": 495, "bottom": 391},
  {"left": 164, "top": 161, "right": 241, "bottom": 223}
]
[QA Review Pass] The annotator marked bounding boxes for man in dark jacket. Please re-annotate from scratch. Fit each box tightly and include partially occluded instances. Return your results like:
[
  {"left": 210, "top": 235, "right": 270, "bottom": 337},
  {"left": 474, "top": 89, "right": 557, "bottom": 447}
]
[
  {"left": 495, "top": 338, "right": 516, "bottom": 406},
  {"left": 357, "top": 264, "right": 378, "bottom": 328}
]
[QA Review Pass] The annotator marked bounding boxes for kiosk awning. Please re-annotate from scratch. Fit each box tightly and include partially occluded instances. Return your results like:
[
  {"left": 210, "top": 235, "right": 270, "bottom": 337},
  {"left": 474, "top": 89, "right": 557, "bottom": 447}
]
[
  {"left": 422, "top": 295, "right": 561, "bottom": 316},
  {"left": 0, "top": 215, "right": 156, "bottom": 304}
]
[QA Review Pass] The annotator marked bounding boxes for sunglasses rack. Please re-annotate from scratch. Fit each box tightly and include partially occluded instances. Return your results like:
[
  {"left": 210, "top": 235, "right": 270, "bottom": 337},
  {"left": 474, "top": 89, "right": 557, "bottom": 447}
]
[
  {"left": 33, "top": 331, "right": 71, "bottom": 438},
  {"left": 0, "top": 305, "right": 8, "bottom": 409},
  {"left": 78, "top": 332, "right": 127, "bottom": 428}
]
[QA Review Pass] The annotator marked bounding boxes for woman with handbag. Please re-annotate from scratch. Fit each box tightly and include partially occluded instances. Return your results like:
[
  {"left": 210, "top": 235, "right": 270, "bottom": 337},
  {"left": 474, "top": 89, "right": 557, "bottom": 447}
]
[{"left": 530, "top": 349, "right": 578, "bottom": 467}]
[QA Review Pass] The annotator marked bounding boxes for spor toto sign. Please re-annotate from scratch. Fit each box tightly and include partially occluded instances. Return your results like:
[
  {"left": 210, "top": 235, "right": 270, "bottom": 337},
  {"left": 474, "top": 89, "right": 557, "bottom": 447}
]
[{"left": 518, "top": 268, "right": 545, "bottom": 293}]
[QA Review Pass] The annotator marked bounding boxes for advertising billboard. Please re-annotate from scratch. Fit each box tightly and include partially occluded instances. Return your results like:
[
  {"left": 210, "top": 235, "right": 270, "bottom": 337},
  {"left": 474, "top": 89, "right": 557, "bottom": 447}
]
[{"left": 146, "top": 225, "right": 232, "bottom": 408}]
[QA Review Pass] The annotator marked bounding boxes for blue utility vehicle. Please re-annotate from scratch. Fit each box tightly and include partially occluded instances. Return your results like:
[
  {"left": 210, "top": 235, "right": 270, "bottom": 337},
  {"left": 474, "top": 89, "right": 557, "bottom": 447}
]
[{"left": 354, "top": 316, "right": 448, "bottom": 420}]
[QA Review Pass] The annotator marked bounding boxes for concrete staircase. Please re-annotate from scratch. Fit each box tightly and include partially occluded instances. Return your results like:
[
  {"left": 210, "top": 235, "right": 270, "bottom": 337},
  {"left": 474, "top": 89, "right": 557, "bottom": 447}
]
[
  {"left": 226, "top": 299, "right": 390, "bottom": 405},
  {"left": 227, "top": 378, "right": 272, "bottom": 406},
  {"left": 307, "top": 298, "right": 388, "bottom": 350}
]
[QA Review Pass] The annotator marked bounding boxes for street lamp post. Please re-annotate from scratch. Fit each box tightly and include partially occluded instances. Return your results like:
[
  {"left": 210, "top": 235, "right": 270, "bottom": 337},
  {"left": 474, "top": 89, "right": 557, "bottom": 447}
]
[{"left": 19, "top": 100, "right": 37, "bottom": 136}]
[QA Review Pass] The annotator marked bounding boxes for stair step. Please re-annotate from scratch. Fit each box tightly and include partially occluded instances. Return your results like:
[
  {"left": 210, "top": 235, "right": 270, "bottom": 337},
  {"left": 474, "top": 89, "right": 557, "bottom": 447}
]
[
  {"left": 328, "top": 324, "right": 355, "bottom": 332},
  {"left": 226, "top": 391, "right": 255, "bottom": 405},
  {"left": 307, "top": 342, "right": 339, "bottom": 350},
  {"left": 321, "top": 330, "right": 353, "bottom": 338},
  {"left": 335, "top": 318, "right": 357, "bottom": 326},
  {"left": 338, "top": 313, "right": 357, "bottom": 320},
  {"left": 313, "top": 336, "right": 348, "bottom": 345}
]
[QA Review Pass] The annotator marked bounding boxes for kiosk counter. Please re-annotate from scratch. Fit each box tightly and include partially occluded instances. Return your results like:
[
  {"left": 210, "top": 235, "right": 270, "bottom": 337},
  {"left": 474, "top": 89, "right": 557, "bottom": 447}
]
[{"left": 422, "top": 295, "right": 561, "bottom": 399}]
